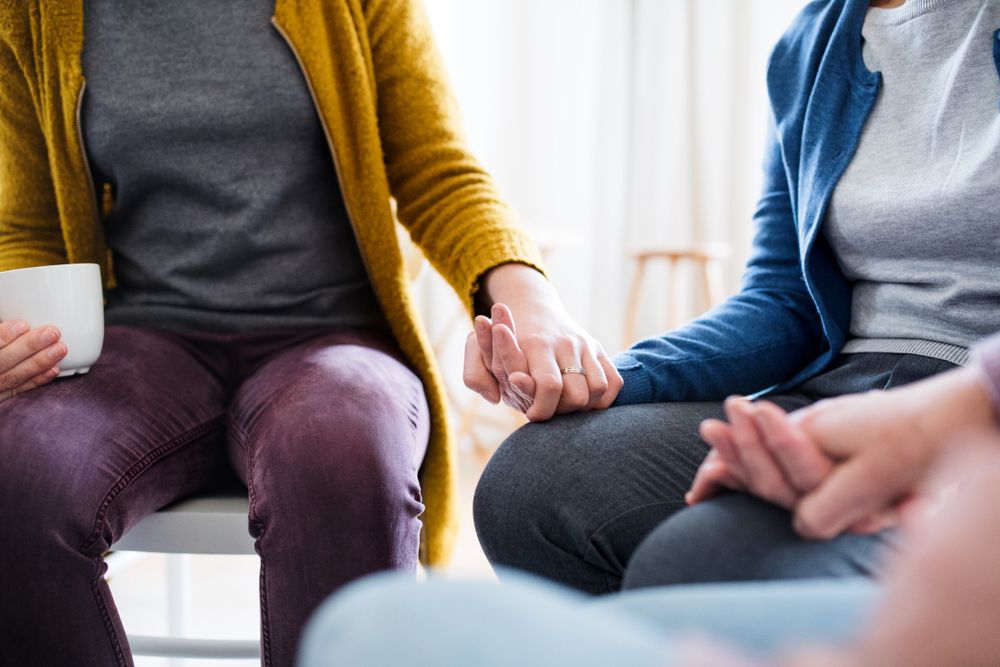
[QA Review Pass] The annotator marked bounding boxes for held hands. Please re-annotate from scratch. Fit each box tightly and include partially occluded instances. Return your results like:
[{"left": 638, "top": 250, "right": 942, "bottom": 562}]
[
  {"left": 688, "top": 366, "right": 999, "bottom": 540},
  {"left": 0, "top": 319, "right": 67, "bottom": 402},
  {"left": 462, "top": 264, "right": 622, "bottom": 422}
]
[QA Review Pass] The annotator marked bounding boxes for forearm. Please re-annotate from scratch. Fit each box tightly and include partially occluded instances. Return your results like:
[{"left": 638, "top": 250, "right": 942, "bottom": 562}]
[
  {"left": 365, "top": 0, "right": 544, "bottom": 310},
  {"left": 902, "top": 334, "right": 1000, "bottom": 447},
  {"left": 613, "top": 287, "right": 824, "bottom": 404},
  {"left": 911, "top": 365, "right": 999, "bottom": 448}
]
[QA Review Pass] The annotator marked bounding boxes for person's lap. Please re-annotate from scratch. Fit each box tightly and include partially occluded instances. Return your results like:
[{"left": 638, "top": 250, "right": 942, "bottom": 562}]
[
  {"left": 223, "top": 327, "right": 429, "bottom": 664},
  {"left": 473, "top": 397, "right": 812, "bottom": 593},
  {"left": 474, "top": 353, "right": 956, "bottom": 594},
  {"left": 0, "top": 324, "right": 428, "bottom": 666},
  {"left": 0, "top": 326, "right": 230, "bottom": 663},
  {"left": 475, "top": 401, "right": 707, "bottom": 592}
]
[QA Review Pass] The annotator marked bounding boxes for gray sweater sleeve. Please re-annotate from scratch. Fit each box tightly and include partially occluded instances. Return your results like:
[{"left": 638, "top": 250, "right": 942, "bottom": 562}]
[{"left": 973, "top": 333, "right": 1000, "bottom": 417}]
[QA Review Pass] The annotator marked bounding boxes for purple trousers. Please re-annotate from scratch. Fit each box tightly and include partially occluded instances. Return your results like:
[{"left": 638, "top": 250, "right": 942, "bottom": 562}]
[{"left": 0, "top": 325, "right": 430, "bottom": 667}]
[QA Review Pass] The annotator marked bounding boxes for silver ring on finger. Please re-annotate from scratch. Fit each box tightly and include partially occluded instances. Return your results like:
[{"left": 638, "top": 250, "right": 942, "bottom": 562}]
[{"left": 560, "top": 366, "right": 586, "bottom": 376}]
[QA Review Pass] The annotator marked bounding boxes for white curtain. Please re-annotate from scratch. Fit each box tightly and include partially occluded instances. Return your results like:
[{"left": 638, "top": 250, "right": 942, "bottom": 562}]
[{"left": 416, "top": 0, "right": 805, "bottom": 424}]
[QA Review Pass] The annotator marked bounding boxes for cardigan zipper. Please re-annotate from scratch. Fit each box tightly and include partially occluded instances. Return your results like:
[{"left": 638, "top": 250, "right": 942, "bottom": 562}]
[
  {"left": 269, "top": 18, "right": 377, "bottom": 284},
  {"left": 75, "top": 83, "right": 102, "bottom": 232}
]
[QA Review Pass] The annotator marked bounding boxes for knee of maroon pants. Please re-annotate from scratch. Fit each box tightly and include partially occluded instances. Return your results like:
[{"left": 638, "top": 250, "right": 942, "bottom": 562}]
[
  {"left": 224, "top": 333, "right": 431, "bottom": 667},
  {"left": 238, "top": 376, "right": 429, "bottom": 570},
  {"left": 1, "top": 426, "right": 115, "bottom": 563},
  {"left": 238, "top": 360, "right": 428, "bottom": 568},
  {"left": 0, "top": 420, "right": 119, "bottom": 648},
  {"left": 237, "top": 378, "right": 430, "bottom": 667}
]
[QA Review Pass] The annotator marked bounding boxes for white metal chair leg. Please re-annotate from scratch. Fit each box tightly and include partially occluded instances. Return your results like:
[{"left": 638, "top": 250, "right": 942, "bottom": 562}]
[
  {"left": 128, "top": 635, "right": 261, "bottom": 660},
  {"left": 166, "top": 554, "right": 191, "bottom": 667},
  {"left": 111, "top": 492, "right": 261, "bottom": 661}
]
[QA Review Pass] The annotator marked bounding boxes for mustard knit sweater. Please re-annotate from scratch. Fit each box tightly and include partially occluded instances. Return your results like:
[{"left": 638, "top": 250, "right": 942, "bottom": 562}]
[{"left": 0, "top": 0, "right": 543, "bottom": 565}]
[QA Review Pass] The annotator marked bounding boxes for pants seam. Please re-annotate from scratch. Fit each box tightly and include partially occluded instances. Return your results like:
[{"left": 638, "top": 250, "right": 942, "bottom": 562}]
[
  {"left": 79, "top": 415, "right": 226, "bottom": 555},
  {"left": 91, "top": 578, "right": 129, "bottom": 667},
  {"left": 581, "top": 499, "right": 688, "bottom": 592},
  {"left": 79, "top": 415, "right": 224, "bottom": 666},
  {"left": 233, "top": 422, "right": 271, "bottom": 666}
]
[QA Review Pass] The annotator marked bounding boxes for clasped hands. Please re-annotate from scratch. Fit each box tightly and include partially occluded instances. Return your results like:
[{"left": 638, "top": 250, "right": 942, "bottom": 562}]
[
  {"left": 687, "top": 365, "right": 998, "bottom": 541},
  {"left": 464, "top": 301, "right": 623, "bottom": 421},
  {"left": 462, "top": 262, "right": 623, "bottom": 421}
]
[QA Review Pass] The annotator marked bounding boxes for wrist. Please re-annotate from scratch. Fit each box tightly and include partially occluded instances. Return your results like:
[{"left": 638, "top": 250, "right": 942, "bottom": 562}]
[
  {"left": 973, "top": 337, "right": 1000, "bottom": 421},
  {"left": 477, "top": 263, "right": 560, "bottom": 312},
  {"left": 919, "top": 367, "right": 998, "bottom": 446}
]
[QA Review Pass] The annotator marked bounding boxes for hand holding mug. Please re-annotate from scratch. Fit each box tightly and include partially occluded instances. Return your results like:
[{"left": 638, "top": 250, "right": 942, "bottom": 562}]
[
  {"left": 0, "top": 263, "right": 105, "bottom": 402},
  {"left": 0, "top": 320, "right": 66, "bottom": 401}
]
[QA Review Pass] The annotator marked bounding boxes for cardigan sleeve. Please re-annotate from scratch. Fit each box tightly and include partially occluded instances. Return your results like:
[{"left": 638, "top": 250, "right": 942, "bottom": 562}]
[
  {"left": 362, "top": 0, "right": 544, "bottom": 313},
  {"left": 0, "top": 34, "right": 67, "bottom": 271},
  {"left": 973, "top": 333, "right": 1000, "bottom": 418}
]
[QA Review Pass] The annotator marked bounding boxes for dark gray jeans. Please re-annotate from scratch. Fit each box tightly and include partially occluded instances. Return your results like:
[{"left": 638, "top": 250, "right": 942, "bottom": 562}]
[{"left": 474, "top": 353, "right": 957, "bottom": 594}]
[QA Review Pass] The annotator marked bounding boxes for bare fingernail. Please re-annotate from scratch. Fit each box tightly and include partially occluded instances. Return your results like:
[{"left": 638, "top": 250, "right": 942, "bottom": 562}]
[
  {"left": 49, "top": 343, "right": 67, "bottom": 360},
  {"left": 12, "top": 320, "right": 30, "bottom": 336},
  {"left": 41, "top": 328, "right": 59, "bottom": 344}
]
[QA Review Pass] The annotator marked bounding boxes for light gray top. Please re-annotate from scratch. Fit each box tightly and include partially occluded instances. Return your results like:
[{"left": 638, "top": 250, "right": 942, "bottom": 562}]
[
  {"left": 825, "top": 0, "right": 1000, "bottom": 365},
  {"left": 82, "top": 0, "right": 387, "bottom": 333}
]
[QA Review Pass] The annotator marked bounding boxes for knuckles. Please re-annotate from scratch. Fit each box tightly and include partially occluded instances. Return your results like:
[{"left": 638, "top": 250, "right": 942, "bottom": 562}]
[
  {"left": 0, "top": 371, "right": 18, "bottom": 390},
  {"left": 587, "top": 377, "right": 610, "bottom": 399},
  {"left": 463, "top": 368, "right": 488, "bottom": 392},
  {"left": 535, "top": 374, "right": 563, "bottom": 395}
]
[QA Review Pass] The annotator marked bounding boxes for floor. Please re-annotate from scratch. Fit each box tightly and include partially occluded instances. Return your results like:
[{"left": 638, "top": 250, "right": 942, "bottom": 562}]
[{"left": 110, "top": 432, "right": 504, "bottom": 667}]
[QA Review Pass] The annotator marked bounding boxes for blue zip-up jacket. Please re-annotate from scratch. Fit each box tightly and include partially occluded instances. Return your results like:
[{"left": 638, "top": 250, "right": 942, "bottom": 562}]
[{"left": 614, "top": 0, "right": 1000, "bottom": 405}]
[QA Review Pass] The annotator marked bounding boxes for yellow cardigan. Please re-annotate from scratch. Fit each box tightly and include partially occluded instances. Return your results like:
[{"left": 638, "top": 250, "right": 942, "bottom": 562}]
[{"left": 0, "top": 0, "right": 543, "bottom": 565}]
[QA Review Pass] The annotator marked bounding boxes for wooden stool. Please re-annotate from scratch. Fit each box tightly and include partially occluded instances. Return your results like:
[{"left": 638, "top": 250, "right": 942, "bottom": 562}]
[{"left": 622, "top": 242, "right": 731, "bottom": 348}]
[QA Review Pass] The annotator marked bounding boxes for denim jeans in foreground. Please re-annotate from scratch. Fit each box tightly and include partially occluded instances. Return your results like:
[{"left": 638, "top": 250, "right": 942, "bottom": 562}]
[{"left": 298, "top": 570, "right": 880, "bottom": 666}]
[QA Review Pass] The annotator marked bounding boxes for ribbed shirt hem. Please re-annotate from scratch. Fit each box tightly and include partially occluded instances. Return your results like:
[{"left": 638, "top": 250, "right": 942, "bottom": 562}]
[
  {"left": 840, "top": 338, "right": 970, "bottom": 366},
  {"left": 867, "top": 0, "right": 955, "bottom": 26}
]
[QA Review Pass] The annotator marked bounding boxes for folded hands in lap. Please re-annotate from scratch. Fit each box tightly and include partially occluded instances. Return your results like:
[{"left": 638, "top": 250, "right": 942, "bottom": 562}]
[{"left": 688, "top": 365, "right": 998, "bottom": 540}]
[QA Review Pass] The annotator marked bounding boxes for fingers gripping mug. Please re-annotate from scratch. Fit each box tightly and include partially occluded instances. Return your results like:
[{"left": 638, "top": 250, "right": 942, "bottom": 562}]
[{"left": 0, "top": 263, "right": 105, "bottom": 377}]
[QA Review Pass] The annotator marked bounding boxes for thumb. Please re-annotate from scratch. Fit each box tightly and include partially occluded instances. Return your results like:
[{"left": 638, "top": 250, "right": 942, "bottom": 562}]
[{"left": 509, "top": 372, "right": 536, "bottom": 403}]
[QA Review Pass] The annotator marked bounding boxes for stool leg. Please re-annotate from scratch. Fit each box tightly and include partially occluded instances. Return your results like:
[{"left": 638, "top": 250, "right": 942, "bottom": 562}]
[
  {"left": 622, "top": 258, "right": 648, "bottom": 349},
  {"left": 667, "top": 258, "right": 682, "bottom": 330},
  {"left": 706, "top": 259, "right": 726, "bottom": 308},
  {"left": 166, "top": 553, "right": 192, "bottom": 667}
]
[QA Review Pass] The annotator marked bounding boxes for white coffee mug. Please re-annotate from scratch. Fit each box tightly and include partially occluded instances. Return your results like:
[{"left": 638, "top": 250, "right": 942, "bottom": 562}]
[{"left": 0, "top": 263, "right": 105, "bottom": 377}]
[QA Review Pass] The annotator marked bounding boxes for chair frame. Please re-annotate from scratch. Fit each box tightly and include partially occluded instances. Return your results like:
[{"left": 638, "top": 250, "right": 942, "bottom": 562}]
[{"left": 107, "top": 491, "right": 261, "bottom": 661}]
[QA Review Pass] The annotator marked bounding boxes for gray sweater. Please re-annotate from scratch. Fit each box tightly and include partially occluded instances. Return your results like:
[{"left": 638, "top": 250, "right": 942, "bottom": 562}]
[
  {"left": 824, "top": 0, "right": 1000, "bottom": 365},
  {"left": 82, "top": 0, "right": 386, "bottom": 333}
]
